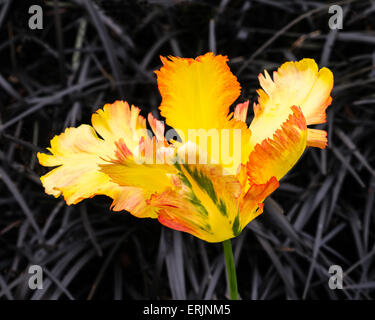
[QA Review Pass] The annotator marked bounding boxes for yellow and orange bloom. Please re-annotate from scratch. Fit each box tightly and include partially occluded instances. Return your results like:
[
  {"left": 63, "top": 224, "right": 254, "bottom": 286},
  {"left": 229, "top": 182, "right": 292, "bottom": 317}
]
[{"left": 38, "top": 53, "right": 333, "bottom": 243}]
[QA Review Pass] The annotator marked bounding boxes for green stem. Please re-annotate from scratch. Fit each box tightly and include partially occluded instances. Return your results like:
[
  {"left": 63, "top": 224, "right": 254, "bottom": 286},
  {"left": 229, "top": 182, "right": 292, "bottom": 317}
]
[{"left": 222, "top": 239, "right": 238, "bottom": 300}]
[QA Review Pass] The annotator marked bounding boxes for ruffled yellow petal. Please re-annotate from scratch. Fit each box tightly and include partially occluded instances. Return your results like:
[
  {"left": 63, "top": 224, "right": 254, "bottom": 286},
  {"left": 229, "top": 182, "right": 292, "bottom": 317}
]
[
  {"left": 156, "top": 53, "right": 251, "bottom": 173},
  {"left": 37, "top": 125, "right": 114, "bottom": 202},
  {"left": 156, "top": 52, "right": 240, "bottom": 133},
  {"left": 250, "top": 58, "right": 333, "bottom": 150},
  {"left": 91, "top": 100, "right": 147, "bottom": 153},
  {"left": 38, "top": 101, "right": 157, "bottom": 218},
  {"left": 247, "top": 106, "right": 307, "bottom": 184}
]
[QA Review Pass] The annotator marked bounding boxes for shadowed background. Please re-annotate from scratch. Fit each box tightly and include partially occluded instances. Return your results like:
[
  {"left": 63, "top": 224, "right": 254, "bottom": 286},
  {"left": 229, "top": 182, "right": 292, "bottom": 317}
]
[{"left": 0, "top": 0, "right": 374, "bottom": 299}]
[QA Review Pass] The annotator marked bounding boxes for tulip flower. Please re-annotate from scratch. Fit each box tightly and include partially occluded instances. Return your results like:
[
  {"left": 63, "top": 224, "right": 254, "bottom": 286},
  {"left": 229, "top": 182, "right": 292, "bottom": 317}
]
[{"left": 38, "top": 53, "right": 333, "bottom": 299}]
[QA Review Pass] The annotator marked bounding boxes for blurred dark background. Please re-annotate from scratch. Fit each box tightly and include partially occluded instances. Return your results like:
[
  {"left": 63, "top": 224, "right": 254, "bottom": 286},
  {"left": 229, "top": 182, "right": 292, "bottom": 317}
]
[{"left": 0, "top": 0, "right": 374, "bottom": 299}]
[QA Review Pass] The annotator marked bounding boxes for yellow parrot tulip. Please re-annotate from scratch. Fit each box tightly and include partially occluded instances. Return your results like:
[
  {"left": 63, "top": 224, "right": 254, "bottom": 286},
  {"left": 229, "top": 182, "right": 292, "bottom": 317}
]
[{"left": 38, "top": 53, "right": 333, "bottom": 243}]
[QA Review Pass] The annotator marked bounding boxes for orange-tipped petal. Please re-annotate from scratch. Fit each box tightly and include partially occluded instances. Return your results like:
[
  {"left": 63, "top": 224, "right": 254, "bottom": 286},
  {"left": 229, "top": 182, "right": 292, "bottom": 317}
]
[
  {"left": 234, "top": 100, "right": 249, "bottom": 122},
  {"left": 110, "top": 187, "right": 158, "bottom": 218},
  {"left": 307, "top": 128, "right": 328, "bottom": 149},
  {"left": 156, "top": 52, "right": 241, "bottom": 133},
  {"left": 258, "top": 58, "right": 333, "bottom": 125},
  {"left": 155, "top": 53, "right": 252, "bottom": 173},
  {"left": 157, "top": 207, "right": 204, "bottom": 238},
  {"left": 239, "top": 176, "right": 279, "bottom": 228},
  {"left": 247, "top": 106, "right": 307, "bottom": 185},
  {"left": 38, "top": 101, "right": 157, "bottom": 218},
  {"left": 250, "top": 59, "right": 333, "bottom": 151}
]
